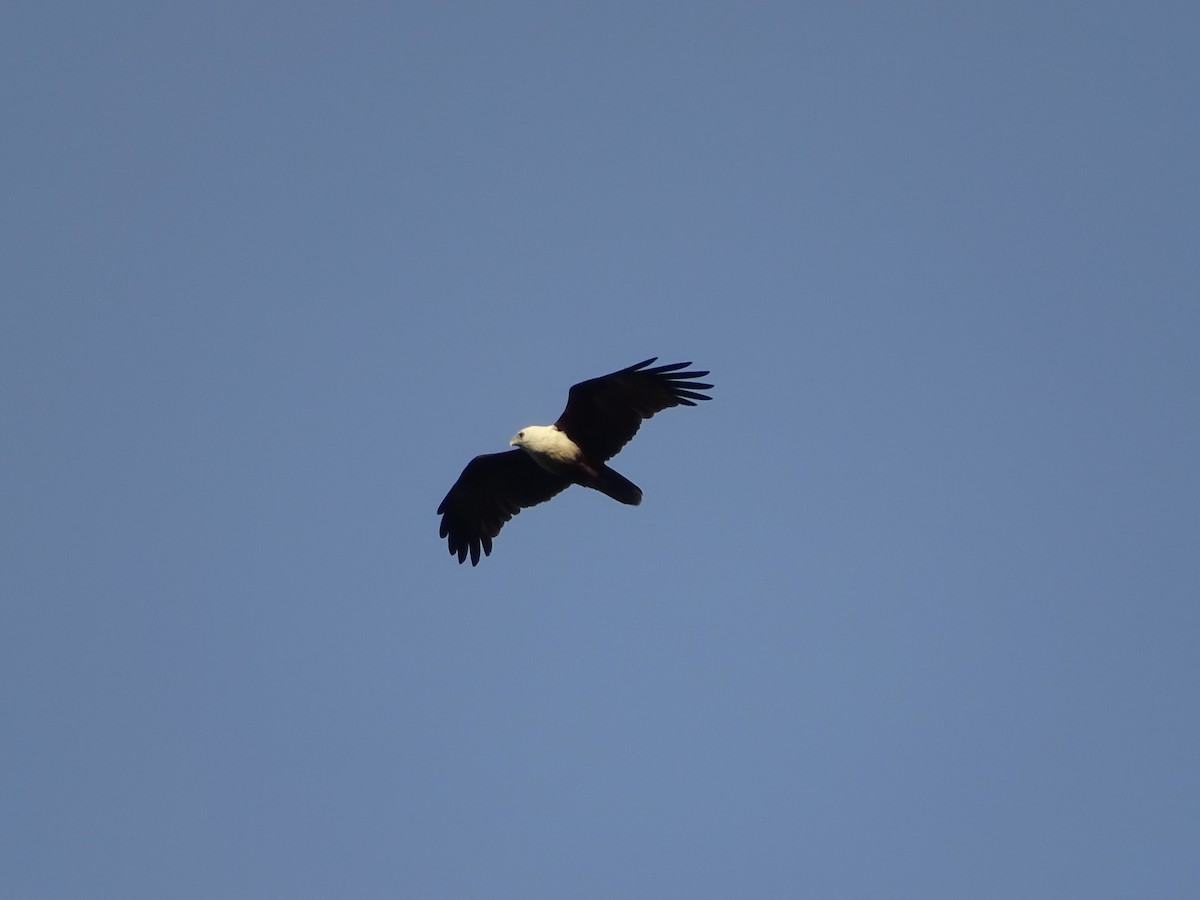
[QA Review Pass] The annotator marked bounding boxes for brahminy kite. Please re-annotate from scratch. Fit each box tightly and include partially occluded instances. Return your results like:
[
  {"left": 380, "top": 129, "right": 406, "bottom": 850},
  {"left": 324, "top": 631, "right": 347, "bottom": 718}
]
[{"left": 437, "top": 358, "right": 713, "bottom": 565}]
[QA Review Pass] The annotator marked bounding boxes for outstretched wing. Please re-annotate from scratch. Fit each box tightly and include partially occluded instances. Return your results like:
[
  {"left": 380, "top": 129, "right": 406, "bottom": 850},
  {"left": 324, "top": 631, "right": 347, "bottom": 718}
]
[
  {"left": 437, "top": 450, "right": 571, "bottom": 565},
  {"left": 554, "top": 358, "right": 713, "bottom": 462}
]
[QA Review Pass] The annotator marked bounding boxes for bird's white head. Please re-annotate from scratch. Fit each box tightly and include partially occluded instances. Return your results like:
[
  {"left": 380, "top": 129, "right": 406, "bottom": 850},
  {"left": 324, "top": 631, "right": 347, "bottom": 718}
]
[
  {"left": 509, "top": 425, "right": 551, "bottom": 449},
  {"left": 509, "top": 424, "right": 580, "bottom": 463}
]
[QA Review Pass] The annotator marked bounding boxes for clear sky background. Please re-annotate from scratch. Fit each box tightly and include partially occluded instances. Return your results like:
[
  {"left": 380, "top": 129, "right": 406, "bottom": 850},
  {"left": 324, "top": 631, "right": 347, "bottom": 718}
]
[{"left": 4, "top": 3, "right": 1198, "bottom": 898}]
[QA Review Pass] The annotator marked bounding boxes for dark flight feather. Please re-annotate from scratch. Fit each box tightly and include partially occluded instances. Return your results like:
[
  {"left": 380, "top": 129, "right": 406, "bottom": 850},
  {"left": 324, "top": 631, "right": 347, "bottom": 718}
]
[
  {"left": 436, "top": 450, "right": 570, "bottom": 565},
  {"left": 554, "top": 358, "right": 713, "bottom": 462}
]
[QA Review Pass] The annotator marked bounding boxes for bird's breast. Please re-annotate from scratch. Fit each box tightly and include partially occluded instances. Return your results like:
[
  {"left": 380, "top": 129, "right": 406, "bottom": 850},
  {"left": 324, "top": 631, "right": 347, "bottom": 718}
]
[{"left": 522, "top": 432, "right": 583, "bottom": 472}]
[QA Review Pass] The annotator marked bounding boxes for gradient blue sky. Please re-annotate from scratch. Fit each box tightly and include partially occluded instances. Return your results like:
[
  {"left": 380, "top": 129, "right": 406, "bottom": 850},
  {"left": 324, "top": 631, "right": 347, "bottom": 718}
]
[{"left": 4, "top": 3, "right": 1198, "bottom": 897}]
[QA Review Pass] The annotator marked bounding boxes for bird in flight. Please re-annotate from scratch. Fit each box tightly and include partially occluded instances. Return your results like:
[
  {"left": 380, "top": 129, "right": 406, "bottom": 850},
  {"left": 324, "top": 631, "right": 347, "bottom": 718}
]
[{"left": 437, "top": 358, "right": 713, "bottom": 565}]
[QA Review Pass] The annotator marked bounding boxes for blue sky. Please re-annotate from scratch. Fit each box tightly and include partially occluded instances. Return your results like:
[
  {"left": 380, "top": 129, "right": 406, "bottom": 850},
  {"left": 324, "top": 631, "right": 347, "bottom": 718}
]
[{"left": 3, "top": 2, "right": 1198, "bottom": 897}]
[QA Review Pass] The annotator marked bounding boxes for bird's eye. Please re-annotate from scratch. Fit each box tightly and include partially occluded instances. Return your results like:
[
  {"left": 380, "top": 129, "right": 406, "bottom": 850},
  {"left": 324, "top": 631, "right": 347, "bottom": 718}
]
[{"left": 518, "top": 431, "right": 524, "bottom": 439}]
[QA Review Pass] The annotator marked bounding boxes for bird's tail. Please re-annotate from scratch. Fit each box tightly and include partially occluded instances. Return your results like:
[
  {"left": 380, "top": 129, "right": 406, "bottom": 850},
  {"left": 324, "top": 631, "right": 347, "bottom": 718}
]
[{"left": 594, "top": 464, "right": 643, "bottom": 506}]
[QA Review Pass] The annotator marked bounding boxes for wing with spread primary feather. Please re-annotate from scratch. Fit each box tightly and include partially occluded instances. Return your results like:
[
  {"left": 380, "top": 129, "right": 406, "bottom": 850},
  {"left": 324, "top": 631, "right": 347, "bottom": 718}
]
[
  {"left": 437, "top": 450, "right": 570, "bottom": 565},
  {"left": 554, "top": 358, "right": 713, "bottom": 461}
]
